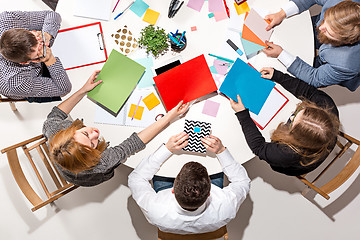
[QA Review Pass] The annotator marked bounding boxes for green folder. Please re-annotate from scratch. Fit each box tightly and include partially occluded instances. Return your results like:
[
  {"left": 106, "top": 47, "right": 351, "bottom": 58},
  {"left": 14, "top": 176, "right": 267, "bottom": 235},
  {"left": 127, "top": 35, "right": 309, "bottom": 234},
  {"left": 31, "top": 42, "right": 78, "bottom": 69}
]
[{"left": 87, "top": 50, "right": 145, "bottom": 116}]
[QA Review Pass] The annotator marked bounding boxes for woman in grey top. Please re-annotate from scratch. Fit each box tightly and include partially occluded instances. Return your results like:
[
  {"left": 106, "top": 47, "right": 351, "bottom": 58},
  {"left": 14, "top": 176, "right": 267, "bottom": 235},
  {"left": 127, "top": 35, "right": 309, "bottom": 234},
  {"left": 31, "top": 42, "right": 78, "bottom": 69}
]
[{"left": 42, "top": 71, "right": 189, "bottom": 187}]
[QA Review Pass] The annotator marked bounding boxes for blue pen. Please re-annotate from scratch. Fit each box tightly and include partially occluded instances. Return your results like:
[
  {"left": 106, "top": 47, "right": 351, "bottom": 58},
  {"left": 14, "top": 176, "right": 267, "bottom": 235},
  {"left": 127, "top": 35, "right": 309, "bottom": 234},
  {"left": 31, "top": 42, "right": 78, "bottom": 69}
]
[
  {"left": 169, "top": 33, "right": 185, "bottom": 44},
  {"left": 169, "top": 34, "right": 180, "bottom": 46},
  {"left": 178, "top": 31, "right": 186, "bottom": 44},
  {"left": 114, "top": 1, "right": 134, "bottom": 20}
]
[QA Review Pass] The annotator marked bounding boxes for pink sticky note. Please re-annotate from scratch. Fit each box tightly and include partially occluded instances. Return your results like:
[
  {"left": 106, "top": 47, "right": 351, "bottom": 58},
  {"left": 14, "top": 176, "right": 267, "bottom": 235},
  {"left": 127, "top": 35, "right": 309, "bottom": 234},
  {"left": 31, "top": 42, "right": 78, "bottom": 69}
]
[
  {"left": 208, "top": 0, "right": 224, "bottom": 12},
  {"left": 187, "top": 0, "right": 205, "bottom": 12},
  {"left": 213, "top": 59, "right": 229, "bottom": 75},
  {"left": 214, "top": 11, "right": 228, "bottom": 21},
  {"left": 191, "top": 26, "right": 197, "bottom": 31},
  {"left": 202, "top": 100, "right": 220, "bottom": 117}
]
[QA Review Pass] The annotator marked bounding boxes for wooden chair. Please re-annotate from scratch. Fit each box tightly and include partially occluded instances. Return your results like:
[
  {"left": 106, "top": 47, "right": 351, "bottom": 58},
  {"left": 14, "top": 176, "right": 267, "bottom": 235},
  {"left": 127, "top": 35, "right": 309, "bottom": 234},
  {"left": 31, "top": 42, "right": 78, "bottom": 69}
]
[
  {"left": 0, "top": 95, "right": 26, "bottom": 111},
  {"left": 158, "top": 225, "right": 228, "bottom": 240},
  {"left": 1, "top": 134, "right": 79, "bottom": 212},
  {"left": 296, "top": 131, "right": 360, "bottom": 200}
]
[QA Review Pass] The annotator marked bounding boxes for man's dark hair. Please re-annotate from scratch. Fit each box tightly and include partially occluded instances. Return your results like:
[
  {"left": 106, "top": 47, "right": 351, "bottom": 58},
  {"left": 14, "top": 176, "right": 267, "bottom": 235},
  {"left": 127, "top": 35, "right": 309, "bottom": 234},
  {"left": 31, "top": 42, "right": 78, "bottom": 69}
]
[
  {"left": 173, "top": 162, "right": 211, "bottom": 210},
  {"left": 0, "top": 29, "right": 38, "bottom": 63}
]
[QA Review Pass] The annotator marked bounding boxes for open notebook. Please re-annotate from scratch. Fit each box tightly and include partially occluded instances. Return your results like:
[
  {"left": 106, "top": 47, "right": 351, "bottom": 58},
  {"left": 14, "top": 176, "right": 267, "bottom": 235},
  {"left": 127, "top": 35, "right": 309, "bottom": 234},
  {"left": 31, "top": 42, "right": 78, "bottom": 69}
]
[{"left": 94, "top": 88, "right": 165, "bottom": 128}]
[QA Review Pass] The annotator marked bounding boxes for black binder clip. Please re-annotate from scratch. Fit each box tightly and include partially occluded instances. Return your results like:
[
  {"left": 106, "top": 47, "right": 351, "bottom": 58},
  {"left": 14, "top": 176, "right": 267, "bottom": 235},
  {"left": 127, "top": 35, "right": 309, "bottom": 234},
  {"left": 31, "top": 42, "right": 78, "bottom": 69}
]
[{"left": 168, "top": 0, "right": 184, "bottom": 18}]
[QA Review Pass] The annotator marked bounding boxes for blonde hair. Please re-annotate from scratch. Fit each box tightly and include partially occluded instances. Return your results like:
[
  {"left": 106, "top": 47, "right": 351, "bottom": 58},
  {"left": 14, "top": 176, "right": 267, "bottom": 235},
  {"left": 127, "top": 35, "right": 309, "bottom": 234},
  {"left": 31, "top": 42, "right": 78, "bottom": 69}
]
[
  {"left": 49, "top": 120, "right": 107, "bottom": 173},
  {"left": 271, "top": 101, "right": 340, "bottom": 166},
  {"left": 325, "top": 0, "right": 360, "bottom": 45}
]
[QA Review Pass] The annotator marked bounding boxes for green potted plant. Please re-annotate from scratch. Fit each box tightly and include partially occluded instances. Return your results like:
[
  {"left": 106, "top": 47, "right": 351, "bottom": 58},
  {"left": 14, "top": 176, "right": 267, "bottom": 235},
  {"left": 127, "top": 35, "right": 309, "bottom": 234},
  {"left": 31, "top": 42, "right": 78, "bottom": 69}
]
[{"left": 138, "top": 25, "right": 169, "bottom": 58}]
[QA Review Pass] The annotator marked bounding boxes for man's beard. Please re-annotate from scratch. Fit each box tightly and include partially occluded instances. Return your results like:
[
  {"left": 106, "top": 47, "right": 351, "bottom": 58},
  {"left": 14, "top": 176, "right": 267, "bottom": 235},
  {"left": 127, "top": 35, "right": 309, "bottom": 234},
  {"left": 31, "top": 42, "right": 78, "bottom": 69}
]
[{"left": 316, "top": 26, "right": 343, "bottom": 47}]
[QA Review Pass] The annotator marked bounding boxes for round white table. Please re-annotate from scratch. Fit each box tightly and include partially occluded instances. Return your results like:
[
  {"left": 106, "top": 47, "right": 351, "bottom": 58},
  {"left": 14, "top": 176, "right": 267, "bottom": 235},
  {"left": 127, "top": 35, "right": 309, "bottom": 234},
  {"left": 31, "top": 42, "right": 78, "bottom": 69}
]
[{"left": 55, "top": 0, "right": 314, "bottom": 177}]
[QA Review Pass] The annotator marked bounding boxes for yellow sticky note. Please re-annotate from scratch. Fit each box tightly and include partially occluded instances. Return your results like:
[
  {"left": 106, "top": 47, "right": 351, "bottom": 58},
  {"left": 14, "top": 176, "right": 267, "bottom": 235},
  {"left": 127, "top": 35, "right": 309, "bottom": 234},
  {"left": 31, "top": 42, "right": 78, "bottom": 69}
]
[
  {"left": 142, "top": 92, "right": 160, "bottom": 110},
  {"left": 128, "top": 104, "right": 144, "bottom": 120},
  {"left": 143, "top": 8, "right": 160, "bottom": 25},
  {"left": 234, "top": 1, "right": 250, "bottom": 15}
]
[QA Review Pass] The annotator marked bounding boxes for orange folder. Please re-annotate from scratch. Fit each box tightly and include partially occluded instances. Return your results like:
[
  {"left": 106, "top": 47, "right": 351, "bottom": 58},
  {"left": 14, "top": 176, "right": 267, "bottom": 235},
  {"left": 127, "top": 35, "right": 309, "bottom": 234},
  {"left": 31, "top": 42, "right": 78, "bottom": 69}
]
[{"left": 154, "top": 55, "right": 217, "bottom": 111}]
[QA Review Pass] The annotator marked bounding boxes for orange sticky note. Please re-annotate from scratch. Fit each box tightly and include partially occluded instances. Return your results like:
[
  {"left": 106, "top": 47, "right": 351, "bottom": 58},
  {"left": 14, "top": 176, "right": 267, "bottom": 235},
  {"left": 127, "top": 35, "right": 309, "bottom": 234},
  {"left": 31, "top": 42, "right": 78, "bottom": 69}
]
[
  {"left": 128, "top": 104, "right": 144, "bottom": 120},
  {"left": 142, "top": 92, "right": 160, "bottom": 110},
  {"left": 234, "top": 1, "right": 250, "bottom": 15},
  {"left": 143, "top": 8, "right": 160, "bottom": 25}
]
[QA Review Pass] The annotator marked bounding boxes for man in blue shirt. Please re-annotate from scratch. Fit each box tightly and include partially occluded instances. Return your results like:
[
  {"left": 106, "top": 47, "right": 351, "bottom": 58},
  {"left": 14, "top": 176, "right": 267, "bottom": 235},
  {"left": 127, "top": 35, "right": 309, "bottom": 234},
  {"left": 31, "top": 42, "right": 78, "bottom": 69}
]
[{"left": 263, "top": 0, "right": 360, "bottom": 91}]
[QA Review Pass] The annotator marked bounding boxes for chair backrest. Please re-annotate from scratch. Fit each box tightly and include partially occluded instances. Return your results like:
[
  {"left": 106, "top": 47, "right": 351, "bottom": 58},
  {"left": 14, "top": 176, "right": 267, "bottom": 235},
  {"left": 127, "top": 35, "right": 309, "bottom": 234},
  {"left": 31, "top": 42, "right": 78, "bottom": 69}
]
[
  {"left": 157, "top": 225, "right": 228, "bottom": 240},
  {"left": 296, "top": 131, "right": 360, "bottom": 200},
  {"left": 0, "top": 95, "right": 26, "bottom": 111},
  {"left": 1, "top": 134, "right": 79, "bottom": 211}
]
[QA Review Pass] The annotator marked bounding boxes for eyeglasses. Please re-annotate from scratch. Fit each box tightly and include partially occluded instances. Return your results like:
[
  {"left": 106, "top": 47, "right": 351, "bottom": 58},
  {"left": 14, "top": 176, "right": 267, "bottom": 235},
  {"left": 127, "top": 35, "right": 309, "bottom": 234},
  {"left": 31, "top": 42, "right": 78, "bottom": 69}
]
[
  {"left": 288, "top": 105, "right": 304, "bottom": 129},
  {"left": 28, "top": 31, "right": 46, "bottom": 61}
]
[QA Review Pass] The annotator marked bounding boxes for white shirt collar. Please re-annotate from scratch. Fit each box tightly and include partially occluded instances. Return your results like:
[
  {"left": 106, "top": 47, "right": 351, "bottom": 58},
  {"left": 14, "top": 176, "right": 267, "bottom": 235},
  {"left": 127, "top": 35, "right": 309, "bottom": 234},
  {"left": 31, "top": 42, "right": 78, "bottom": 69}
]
[{"left": 174, "top": 198, "right": 209, "bottom": 216}]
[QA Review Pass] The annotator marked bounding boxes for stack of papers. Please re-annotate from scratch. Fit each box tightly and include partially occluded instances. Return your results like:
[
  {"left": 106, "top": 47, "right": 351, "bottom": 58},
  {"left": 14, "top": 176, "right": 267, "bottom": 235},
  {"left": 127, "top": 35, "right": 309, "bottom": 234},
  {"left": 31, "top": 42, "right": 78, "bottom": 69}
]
[{"left": 241, "top": 9, "right": 273, "bottom": 56}]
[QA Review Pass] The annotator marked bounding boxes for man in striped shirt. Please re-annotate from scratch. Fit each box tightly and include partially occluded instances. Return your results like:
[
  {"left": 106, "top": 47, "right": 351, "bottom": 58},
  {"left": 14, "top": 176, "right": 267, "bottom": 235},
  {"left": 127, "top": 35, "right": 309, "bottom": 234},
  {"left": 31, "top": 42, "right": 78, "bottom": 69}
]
[{"left": 0, "top": 10, "right": 71, "bottom": 102}]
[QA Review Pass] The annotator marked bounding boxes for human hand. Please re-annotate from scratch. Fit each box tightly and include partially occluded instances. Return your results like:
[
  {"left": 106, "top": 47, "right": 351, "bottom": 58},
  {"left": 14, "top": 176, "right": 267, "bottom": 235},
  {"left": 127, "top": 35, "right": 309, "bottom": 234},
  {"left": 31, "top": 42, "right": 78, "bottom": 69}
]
[
  {"left": 201, "top": 135, "right": 226, "bottom": 154},
  {"left": 167, "top": 101, "right": 190, "bottom": 120},
  {"left": 38, "top": 45, "right": 57, "bottom": 66},
  {"left": 262, "top": 41, "right": 283, "bottom": 58},
  {"left": 260, "top": 67, "right": 274, "bottom": 79},
  {"left": 80, "top": 70, "right": 102, "bottom": 93},
  {"left": 265, "top": 9, "right": 286, "bottom": 31},
  {"left": 165, "top": 132, "right": 189, "bottom": 153},
  {"left": 230, "top": 95, "right": 245, "bottom": 113},
  {"left": 43, "top": 32, "right": 52, "bottom": 47}
]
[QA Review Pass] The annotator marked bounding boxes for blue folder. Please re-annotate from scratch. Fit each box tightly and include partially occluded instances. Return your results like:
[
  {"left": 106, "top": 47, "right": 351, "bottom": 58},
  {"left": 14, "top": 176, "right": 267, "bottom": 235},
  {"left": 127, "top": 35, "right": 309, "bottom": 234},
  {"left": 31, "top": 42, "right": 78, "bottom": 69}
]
[{"left": 219, "top": 58, "right": 275, "bottom": 115}]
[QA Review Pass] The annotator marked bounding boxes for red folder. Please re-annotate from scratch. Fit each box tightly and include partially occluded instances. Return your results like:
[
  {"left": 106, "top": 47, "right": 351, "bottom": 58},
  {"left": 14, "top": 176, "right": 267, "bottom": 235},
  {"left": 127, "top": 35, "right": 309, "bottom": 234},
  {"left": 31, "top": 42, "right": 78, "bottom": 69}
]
[{"left": 154, "top": 55, "right": 217, "bottom": 111}]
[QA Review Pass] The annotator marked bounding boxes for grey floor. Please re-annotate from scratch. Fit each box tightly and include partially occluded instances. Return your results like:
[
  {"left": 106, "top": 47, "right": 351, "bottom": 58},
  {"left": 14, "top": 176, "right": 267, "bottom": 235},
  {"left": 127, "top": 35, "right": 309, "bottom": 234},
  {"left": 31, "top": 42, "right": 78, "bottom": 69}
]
[{"left": 1, "top": 1, "right": 360, "bottom": 240}]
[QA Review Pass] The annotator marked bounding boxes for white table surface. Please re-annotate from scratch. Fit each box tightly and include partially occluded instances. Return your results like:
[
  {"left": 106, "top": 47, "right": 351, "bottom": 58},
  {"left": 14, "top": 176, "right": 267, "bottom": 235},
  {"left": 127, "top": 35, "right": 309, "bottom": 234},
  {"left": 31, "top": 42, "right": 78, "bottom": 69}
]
[{"left": 55, "top": 0, "right": 313, "bottom": 177}]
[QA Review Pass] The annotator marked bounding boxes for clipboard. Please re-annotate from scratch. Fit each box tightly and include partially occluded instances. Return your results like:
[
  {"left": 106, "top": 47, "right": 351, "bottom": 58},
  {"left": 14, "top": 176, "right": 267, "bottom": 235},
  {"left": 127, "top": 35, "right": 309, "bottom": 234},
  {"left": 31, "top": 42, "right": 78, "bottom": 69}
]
[{"left": 51, "top": 22, "right": 107, "bottom": 70}]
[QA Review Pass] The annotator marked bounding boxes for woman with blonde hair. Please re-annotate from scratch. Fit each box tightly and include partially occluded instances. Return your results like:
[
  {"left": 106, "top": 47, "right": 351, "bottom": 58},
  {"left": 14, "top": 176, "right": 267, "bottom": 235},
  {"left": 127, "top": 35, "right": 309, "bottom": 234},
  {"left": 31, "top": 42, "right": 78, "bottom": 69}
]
[
  {"left": 230, "top": 67, "right": 340, "bottom": 176},
  {"left": 43, "top": 70, "right": 189, "bottom": 186}
]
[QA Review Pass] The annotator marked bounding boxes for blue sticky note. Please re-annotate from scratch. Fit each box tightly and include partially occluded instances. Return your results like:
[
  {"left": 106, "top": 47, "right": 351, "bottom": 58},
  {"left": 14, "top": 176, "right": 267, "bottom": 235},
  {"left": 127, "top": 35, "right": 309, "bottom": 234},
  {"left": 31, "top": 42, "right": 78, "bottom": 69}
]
[
  {"left": 194, "top": 127, "right": 201, "bottom": 133},
  {"left": 130, "top": 0, "right": 149, "bottom": 17},
  {"left": 219, "top": 58, "right": 275, "bottom": 115},
  {"left": 209, "top": 65, "right": 218, "bottom": 74},
  {"left": 134, "top": 57, "right": 154, "bottom": 88}
]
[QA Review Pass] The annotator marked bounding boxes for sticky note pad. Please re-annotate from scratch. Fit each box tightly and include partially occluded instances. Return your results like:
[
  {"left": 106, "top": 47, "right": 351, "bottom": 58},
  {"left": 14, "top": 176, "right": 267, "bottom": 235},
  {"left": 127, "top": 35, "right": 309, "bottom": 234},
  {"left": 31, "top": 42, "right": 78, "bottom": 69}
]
[
  {"left": 143, "top": 8, "right": 160, "bottom": 25},
  {"left": 191, "top": 26, "right": 197, "bottom": 31},
  {"left": 234, "top": 1, "right": 250, "bottom": 15},
  {"left": 214, "top": 11, "right": 228, "bottom": 22},
  {"left": 187, "top": 0, "right": 205, "bottom": 12},
  {"left": 130, "top": 0, "right": 149, "bottom": 17},
  {"left": 202, "top": 100, "right": 220, "bottom": 117},
  {"left": 142, "top": 92, "right": 160, "bottom": 110},
  {"left": 128, "top": 104, "right": 144, "bottom": 120}
]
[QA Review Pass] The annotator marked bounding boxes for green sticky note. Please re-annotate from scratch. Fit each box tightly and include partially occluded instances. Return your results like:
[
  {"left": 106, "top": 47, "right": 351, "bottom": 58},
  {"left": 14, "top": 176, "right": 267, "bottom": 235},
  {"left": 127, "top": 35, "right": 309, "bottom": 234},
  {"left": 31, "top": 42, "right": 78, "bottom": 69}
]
[
  {"left": 87, "top": 50, "right": 145, "bottom": 116},
  {"left": 208, "top": 12, "right": 214, "bottom": 18}
]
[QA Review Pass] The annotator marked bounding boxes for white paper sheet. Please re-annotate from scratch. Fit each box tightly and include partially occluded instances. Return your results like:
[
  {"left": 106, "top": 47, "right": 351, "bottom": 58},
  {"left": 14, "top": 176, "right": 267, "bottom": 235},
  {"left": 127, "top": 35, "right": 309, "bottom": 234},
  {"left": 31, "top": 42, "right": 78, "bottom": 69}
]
[
  {"left": 74, "top": 0, "right": 113, "bottom": 21},
  {"left": 250, "top": 87, "right": 288, "bottom": 129},
  {"left": 52, "top": 23, "right": 107, "bottom": 70}
]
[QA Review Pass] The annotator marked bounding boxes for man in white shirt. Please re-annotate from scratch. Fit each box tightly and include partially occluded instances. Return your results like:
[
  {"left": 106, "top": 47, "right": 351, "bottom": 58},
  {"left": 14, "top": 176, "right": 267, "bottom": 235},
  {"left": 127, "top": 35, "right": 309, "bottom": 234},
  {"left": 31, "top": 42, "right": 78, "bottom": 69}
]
[
  {"left": 262, "top": 0, "right": 360, "bottom": 91},
  {"left": 128, "top": 132, "right": 250, "bottom": 234}
]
